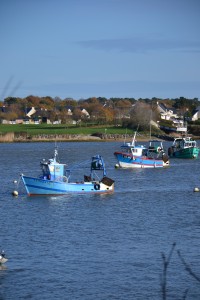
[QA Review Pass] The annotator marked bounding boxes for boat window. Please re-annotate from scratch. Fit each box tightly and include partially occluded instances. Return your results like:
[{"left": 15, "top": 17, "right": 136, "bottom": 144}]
[
  {"left": 180, "top": 141, "right": 184, "bottom": 147},
  {"left": 40, "top": 163, "right": 50, "bottom": 178},
  {"left": 142, "top": 149, "right": 148, "bottom": 156},
  {"left": 127, "top": 148, "right": 132, "bottom": 153},
  {"left": 122, "top": 147, "right": 131, "bottom": 153}
]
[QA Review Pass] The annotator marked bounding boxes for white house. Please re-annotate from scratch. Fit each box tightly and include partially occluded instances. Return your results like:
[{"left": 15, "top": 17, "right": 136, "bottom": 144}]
[
  {"left": 157, "top": 102, "right": 187, "bottom": 133},
  {"left": 192, "top": 106, "right": 200, "bottom": 121},
  {"left": 26, "top": 107, "right": 36, "bottom": 118},
  {"left": 157, "top": 103, "right": 178, "bottom": 120},
  {"left": 81, "top": 108, "right": 90, "bottom": 119}
]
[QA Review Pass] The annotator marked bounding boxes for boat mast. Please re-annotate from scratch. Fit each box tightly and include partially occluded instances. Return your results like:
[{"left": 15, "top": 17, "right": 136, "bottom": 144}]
[
  {"left": 131, "top": 124, "right": 139, "bottom": 146},
  {"left": 150, "top": 102, "right": 152, "bottom": 140},
  {"left": 123, "top": 128, "right": 127, "bottom": 145}
]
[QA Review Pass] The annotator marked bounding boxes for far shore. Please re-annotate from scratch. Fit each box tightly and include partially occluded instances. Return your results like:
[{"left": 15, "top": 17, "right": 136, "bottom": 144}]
[{"left": 1, "top": 132, "right": 199, "bottom": 143}]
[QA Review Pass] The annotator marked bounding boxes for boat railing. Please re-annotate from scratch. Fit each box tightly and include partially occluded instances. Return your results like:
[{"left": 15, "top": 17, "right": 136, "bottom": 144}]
[
  {"left": 54, "top": 175, "right": 69, "bottom": 183},
  {"left": 40, "top": 174, "right": 69, "bottom": 183}
]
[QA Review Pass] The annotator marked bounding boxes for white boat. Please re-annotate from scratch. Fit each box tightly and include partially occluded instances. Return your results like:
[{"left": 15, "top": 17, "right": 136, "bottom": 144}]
[{"left": 0, "top": 250, "right": 8, "bottom": 264}]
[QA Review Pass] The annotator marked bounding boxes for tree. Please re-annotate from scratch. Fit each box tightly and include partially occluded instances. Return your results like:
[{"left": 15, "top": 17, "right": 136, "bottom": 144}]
[
  {"left": 104, "top": 107, "right": 115, "bottom": 124},
  {"left": 4, "top": 97, "right": 18, "bottom": 105},
  {"left": 72, "top": 108, "right": 82, "bottom": 124},
  {"left": 25, "top": 95, "right": 41, "bottom": 107},
  {"left": 126, "top": 102, "right": 152, "bottom": 131},
  {"left": 48, "top": 110, "right": 57, "bottom": 123},
  {"left": 4, "top": 111, "right": 18, "bottom": 121},
  {"left": 173, "top": 97, "right": 199, "bottom": 116},
  {"left": 40, "top": 96, "right": 55, "bottom": 110}
]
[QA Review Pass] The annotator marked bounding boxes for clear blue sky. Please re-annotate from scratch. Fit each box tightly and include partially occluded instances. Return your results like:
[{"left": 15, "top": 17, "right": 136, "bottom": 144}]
[{"left": 0, "top": 0, "right": 200, "bottom": 100}]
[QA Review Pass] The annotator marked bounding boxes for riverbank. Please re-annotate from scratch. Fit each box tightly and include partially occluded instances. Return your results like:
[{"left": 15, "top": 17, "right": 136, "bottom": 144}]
[
  {"left": 1, "top": 124, "right": 199, "bottom": 143},
  {"left": 0, "top": 132, "right": 182, "bottom": 143},
  {"left": 0, "top": 132, "right": 136, "bottom": 142}
]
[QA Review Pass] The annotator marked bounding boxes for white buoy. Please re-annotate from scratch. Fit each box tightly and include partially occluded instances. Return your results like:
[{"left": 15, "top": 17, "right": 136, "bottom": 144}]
[
  {"left": 12, "top": 190, "right": 18, "bottom": 196},
  {"left": 115, "top": 164, "right": 120, "bottom": 169},
  {"left": 194, "top": 187, "right": 199, "bottom": 192},
  {"left": 13, "top": 180, "right": 18, "bottom": 184}
]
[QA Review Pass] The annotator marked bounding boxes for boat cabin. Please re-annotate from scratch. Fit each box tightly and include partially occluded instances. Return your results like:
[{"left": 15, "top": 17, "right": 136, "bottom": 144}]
[
  {"left": 148, "top": 140, "right": 164, "bottom": 153},
  {"left": 173, "top": 137, "right": 197, "bottom": 149},
  {"left": 40, "top": 157, "right": 66, "bottom": 181},
  {"left": 91, "top": 155, "right": 106, "bottom": 177},
  {"left": 121, "top": 144, "right": 148, "bottom": 157}
]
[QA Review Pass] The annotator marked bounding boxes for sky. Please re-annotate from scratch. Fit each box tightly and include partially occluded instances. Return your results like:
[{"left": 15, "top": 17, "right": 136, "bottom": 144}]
[{"left": 0, "top": 0, "right": 200, "bottom": 100}]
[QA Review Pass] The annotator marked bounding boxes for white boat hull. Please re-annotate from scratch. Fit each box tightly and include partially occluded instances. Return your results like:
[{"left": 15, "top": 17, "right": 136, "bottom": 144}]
[
  {"left": 0, "top": 257, "right": 8, "bottom": 264},
  {"left": 114, "top": 152, "right": 169, "bottom": 168}
]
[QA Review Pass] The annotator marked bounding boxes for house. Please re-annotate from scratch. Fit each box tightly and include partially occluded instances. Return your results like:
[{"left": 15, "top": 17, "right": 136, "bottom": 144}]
[
  {"left": 26, "top": 107, "right": 36, "bottom": 118},
  {"left": 157, "top": 103, "right": 178, "bottom": 120},
  {"left": 157, "top": 102, "right": 187, "bottom": 133},
  {"left": 191, "top": 106, "right": 200, "bottom": 121},
  {"left": 81, "top": 108, "right": 90, "bottom": 119},
  {"left": 65, "top": 106, "right": 73, "bottom": 116}
]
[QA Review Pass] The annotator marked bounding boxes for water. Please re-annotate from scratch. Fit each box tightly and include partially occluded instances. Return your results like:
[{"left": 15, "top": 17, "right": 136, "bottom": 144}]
[{"left": 0, "top": 141, "right": 200, "bottom": 299}]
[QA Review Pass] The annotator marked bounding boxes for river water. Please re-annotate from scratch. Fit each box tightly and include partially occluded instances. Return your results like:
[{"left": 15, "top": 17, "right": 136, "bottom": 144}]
[{"left": 0, "top": 141, "right": 200, "bottom": 299}]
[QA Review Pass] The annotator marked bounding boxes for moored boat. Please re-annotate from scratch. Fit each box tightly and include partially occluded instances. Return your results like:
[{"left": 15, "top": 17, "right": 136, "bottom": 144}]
[
  {"left": 114, "top": 134, "right": 169, "bottom": 168},
  {"left": 168, "top": 136, "right": 199, "bottom": 159},
  {"left": 20, "top": 148, "right": 114, "bottom": 196}
]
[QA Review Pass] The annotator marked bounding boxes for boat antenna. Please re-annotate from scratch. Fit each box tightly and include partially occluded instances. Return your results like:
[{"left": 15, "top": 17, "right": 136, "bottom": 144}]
[
  {"left": 123, "top": 128, "right": 128, "bottom": 145},
  {"left": 131, "top": 124, "right": 139, "bottom": 146},
  {"left": 185, "top": 121, "right": 188, "bottom": 137},
  {"left": 54, "top": 138, "right": 60, "bottom": 162}
]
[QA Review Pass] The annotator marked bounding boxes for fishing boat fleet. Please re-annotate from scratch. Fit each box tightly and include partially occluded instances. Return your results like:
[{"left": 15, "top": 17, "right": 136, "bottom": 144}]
[
  {"left": 6, "top": 130, "right": 200, "bottom": 263},
  {"left": 11, "top": 129, "right": 199, "bottom": 198},
  {"left": 114, "top": 134, "right": 200, "bottom": 168}
]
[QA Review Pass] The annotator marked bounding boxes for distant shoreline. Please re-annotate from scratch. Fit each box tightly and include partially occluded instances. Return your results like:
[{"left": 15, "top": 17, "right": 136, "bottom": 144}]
[
  {"left": 0, "top": 132, "right": 141, "bottom": 143},
  {"left": 1, "top": 132, "right": 197, "bottom": 143}
]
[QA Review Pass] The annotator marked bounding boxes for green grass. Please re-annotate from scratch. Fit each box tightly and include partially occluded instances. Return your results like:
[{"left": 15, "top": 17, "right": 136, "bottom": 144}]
[{"left": 0, "top": 124, "right": 135, "bottom": 136}]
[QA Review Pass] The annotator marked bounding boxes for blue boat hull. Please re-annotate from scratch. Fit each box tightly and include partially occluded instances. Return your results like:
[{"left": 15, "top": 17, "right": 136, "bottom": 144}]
[
  {"left": 114, "top": 152, "right": 168, "bottom": 168},
  {"left": 21, "top": 176, "right": 114, "bottom": 196}
]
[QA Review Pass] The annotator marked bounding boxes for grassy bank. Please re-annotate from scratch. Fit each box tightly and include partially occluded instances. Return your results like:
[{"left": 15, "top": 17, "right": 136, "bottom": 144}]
[
  {"left": 0, "top": 124, "right": 167, "bottom": 143},
  {"left": 0, "top": 124, "right": 135, "bottom": 136}
]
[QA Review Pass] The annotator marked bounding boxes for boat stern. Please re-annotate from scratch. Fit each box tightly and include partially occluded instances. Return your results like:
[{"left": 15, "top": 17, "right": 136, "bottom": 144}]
[
  {"left": 100, "top": 176, "right": 115, "bottom": 193},
  {"left": 162, "top": 153, "right": 170, "bottom": 166}
]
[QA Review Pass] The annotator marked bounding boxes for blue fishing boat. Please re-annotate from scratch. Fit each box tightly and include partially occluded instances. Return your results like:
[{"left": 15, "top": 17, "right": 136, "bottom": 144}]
[
  {"left": 114, "top": 133, "right": 169, "bottom": 168},
  {"left": 20, "top": 148, "right": 114, "bottom": 196}
]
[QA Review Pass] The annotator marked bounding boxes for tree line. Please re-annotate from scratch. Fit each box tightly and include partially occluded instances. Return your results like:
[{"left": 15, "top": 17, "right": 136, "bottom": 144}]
[{"left": 0, "top": 95, "right": 199, "bottom": 128}]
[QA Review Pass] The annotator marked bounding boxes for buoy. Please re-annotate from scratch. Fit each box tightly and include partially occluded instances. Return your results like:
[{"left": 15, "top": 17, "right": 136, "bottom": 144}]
[
  {"left": 13, "top": 180, "right": 18, "bottom": 184},
  {"left": 12, "top": 190, "right": 18, "bottom": 196},
  {"left": 194, "top": 187, "right": 199, "bottom": 192},
  {"left": 115, "top": 164, "right": 119, "bottom": 169}
]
